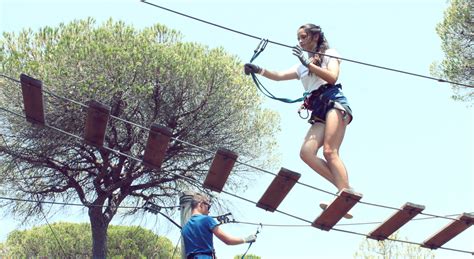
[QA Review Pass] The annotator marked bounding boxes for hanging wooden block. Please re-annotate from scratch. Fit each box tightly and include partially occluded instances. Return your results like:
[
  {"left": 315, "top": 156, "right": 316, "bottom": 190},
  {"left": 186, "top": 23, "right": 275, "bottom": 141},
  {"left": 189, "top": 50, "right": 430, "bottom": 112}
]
[
  {"left": 143, "top": 123, "right": 172, "bottom": 169},
  {"left": 422, "top": 213, "right": 474, "bottom": 249},
  {"left": 256, "top": 167, "right": 300, "bottom": 212},
  {"left": 20, "top": 74, "right": 45, "bottom": 124},
  {"left": 202, "top": 148, "right": 238, "bottom": 192},
  {"left": 312, "top": 188, "right": 362, "bottom": 231},
  {"left": 368, "top": 202, "right": 425, "bottom": 240},
  {"left": 84, "top": 100, "right": 110, "bottom": 147}
]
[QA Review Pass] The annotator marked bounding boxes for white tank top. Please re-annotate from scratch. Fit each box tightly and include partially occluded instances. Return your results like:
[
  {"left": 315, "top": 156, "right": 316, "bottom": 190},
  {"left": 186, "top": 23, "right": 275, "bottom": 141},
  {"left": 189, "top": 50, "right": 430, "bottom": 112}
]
[{"left": 294, "top": 48, "right": 341, "bottom": 93}]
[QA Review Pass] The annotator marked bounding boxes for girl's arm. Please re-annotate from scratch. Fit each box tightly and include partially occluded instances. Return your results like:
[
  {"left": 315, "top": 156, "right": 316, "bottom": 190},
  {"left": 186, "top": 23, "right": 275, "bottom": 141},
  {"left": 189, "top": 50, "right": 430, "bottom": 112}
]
[
  {"left": 260, "top": 67, "right": 298, "bottom": 81},
  {"left": 306, "top": 57, "right": 340, "bottom": 85}
]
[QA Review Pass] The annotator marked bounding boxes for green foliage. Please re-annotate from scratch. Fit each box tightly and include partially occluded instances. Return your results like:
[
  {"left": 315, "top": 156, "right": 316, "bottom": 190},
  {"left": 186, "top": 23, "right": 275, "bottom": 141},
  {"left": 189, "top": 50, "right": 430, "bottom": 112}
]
[
  {"left": 0, "top": 18, "right": 279, "bottom": 203},
  {"left": 234, "top": 254, "right": 261, "bottom": 259},
  {"left": 431, "top": 0, "right": 473, "bottom": 102},
  {"left": 353, "top": 232, "right": 435, "bottom": 259},
  {"left": 107, "top": 225, "right": 179, "bottom": 258},
  {"left": 4, "top": 222, "right": 91, "bottom": 257},
  {"left": 0, "top": 17, "right": 279, "bottom": 258},
  {"left": 0, "top": 242, "right": 7, "bottom": 257},
  {"left": 1, "top": 222, "right": 180, "bottom": 258}
]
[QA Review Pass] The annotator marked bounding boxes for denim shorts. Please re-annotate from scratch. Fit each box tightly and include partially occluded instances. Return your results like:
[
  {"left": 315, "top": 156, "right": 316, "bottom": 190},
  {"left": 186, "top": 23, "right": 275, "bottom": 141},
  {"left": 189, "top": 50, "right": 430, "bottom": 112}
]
[{"left": 306, "top": 84, "right": 353, "bottom": 124}]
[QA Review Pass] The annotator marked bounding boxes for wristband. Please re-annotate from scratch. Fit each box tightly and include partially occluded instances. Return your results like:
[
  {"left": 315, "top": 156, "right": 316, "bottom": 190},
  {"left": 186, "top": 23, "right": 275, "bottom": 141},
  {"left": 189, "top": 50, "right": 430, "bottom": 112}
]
[{"left": 259, "top": 68, "right": 265, "bottom": 75}]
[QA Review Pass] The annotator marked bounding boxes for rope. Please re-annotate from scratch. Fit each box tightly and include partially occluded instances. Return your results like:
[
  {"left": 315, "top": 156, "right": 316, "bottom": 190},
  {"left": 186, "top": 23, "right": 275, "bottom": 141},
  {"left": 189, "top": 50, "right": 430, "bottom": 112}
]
[
  {"left": 1, "top": 106, "right": 472, "bottom": 255},
  {"left": 2, "top": 74, "right": 467, "bottom": 217},
  {"left": 241, "top": 224, "right": 261, "bottom": 259},
  {"left": 248, "top": 39, "right": 309, "bottom": 104},
  {"left": 1, "top": 77, "right": 473, "bottom": 255},
  {"left": 0, "top": 133, "right": 67, "bottom": 257},
  {"left": 140, "top": 0, "right": 473, "bottom": 89}
]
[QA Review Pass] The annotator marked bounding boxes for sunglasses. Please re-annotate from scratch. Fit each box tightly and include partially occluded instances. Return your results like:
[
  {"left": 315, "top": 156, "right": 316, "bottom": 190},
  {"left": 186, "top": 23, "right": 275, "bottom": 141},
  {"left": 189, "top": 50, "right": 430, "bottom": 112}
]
[{"left": 202, "top": 202, "right": 211, "bottom": 210}]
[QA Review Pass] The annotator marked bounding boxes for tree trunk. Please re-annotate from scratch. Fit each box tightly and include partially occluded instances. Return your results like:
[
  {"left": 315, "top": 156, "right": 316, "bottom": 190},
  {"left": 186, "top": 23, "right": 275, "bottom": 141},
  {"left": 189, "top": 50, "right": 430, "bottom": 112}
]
[{"left": 89, "top": 207, "right": 109, "bottom": 259}]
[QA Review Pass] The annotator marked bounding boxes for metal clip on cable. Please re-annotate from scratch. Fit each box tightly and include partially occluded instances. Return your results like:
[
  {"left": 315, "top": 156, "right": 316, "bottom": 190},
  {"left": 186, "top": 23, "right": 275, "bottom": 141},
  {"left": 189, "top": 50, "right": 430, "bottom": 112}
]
[{"left": 214, "top": 212, "right": 235, "bottom": 225}]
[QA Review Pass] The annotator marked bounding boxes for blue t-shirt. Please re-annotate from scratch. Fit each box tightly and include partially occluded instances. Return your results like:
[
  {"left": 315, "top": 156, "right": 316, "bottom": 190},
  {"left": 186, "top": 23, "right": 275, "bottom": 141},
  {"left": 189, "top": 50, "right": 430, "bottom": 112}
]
[{"left": 182, "top": 214, "right": 219, "bottom": 256}]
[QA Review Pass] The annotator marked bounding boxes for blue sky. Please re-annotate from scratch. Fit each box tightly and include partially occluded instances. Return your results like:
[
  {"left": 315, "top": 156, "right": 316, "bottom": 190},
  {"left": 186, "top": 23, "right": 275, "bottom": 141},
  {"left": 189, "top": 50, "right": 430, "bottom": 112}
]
[{"left": 1, "top": 0, "right": 473, "bottom": 258}]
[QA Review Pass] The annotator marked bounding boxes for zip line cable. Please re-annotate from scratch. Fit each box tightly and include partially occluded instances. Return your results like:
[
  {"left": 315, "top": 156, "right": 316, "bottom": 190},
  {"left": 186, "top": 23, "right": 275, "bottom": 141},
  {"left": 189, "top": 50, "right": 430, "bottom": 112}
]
[
  {"left": 171, "top": 234, "right": 182, "bottom": 259},
  {"left": 143, "top": 201, "right": 182, "bottom": 229},
  {"left": 0, "top": 195, "right": 467, "bottom": 229},
  {"left": 249, "top": 39, "right": 310, "bottom": 104},
  {"left": 0, "top": 74, "right": 426, "bottom": 215},
  {"left": 0, "top": 196, "right": 179, "bottom": 210},
  {"left": 141, "top": 0, "right": 473, "bottom": 89},
  {"left": 0, "top": 134, "right": 67, "bottom": 257},
  {"left": 38, "top": 202, "right": 67, "bottom": 257},
  {"left": 1, "top": 108, "right": 473, "bottom": 255},
  {"left": 1, "top": 2, "right": 470, "bottom": 250},
  {"left": 234, "top": 211, "right": 471, "bottom": 228},
  {"left": 0, "top": 79, "right": 468, "bottom": 217},
  {"left": 1, "top": 75, "right": 474, "bottom": 254},
  {"left": 249, "top": 39, "right": 317, "bottom": 105},
  {"left": 2, "top": 130, "right": 182, "bottom": 240},
  {"left": 0, "top": 106, "right": 473, "bottom": 255},
  {"left": 0, "top": 73, "right": 334, "bottom": 199},
  {"left": 0, "top": 73, "right": 464, "bottom": 222}
]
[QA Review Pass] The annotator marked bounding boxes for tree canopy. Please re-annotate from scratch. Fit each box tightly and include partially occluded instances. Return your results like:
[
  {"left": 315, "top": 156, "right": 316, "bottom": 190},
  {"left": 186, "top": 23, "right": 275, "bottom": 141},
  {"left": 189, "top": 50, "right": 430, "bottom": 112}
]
[
  {"left": 0, "top": 18, "right": 279, "bottom": 257},
  {"left": 431, "top": 0, "right": 473, "bottom": 102},
  {"left": 0, "top": 222, "right": 180, "bottom": 258},
  {"left": 234, "top": 254, "right": 261, "bottom": 259},
  {"left": 353, "top": 232, "right": 435, "bottom": 259}
]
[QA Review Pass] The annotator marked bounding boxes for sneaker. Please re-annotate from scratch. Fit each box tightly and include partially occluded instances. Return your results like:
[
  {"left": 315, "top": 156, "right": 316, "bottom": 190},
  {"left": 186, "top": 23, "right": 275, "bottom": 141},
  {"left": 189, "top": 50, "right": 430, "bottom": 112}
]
[
  {"left": 337, "top": 187, "right": 355, "bottom": 195},
  {"left": 319, "top": 201, "right": 353, "bottom": 219}
]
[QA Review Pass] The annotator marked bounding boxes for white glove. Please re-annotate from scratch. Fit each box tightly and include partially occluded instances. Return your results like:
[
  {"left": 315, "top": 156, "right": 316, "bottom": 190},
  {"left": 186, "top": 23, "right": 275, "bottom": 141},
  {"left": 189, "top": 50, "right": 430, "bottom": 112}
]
[{"left": 243, "top": 234, "right": 257, "bottom": 243}]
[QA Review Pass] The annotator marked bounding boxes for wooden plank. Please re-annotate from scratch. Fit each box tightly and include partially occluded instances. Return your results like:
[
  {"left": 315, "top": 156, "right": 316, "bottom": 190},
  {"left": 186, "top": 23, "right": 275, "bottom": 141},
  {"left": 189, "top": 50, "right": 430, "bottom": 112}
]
[
  {"left": 202, "top": 148, "right": 238, "bottom": 192},
  {"left": 143, "top": 123, "right": 172, "bottom": 169},
  {"left": 84, "top": 100, "right": 110, "bottom": 147},
  {"left": 368, "top": 202, "right": 425, "bottom": 240},
  {"left": 20, "top": 74, "right": 45, "bottom": 124},
  {"left": 422, "top": 213, "right": 474, "bottom": 249},
  {"left": 256, "top": 167, "right": 301, "bottom": 212},
  {"left": 312, "top": 188, "right": 362, "bottom": 231}
]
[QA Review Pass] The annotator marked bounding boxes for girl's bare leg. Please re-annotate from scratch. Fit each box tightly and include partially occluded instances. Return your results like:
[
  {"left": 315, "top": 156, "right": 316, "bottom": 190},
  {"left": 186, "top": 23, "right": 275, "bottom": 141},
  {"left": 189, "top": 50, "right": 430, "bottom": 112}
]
[
  {"left": 300, "top": 122, "right": 338, "bottom": 187},
  {"left": 323, "top": 109, "right": 350, "bottom": 191}
]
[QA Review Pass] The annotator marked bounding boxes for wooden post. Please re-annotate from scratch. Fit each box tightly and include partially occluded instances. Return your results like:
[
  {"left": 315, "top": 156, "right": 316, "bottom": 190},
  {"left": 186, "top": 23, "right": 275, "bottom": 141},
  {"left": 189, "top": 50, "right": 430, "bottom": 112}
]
[
  {"left": 180, "top": 191, "right": 195, "bottom": 259},
  {"left": 20, "top": 74, "right": 45, "bottom": 124},
  {"left": 84, "top": 100, "right": 110, "bottom": 147},
  {"left": 143, "top": 123, "right": 172, "bottom": 169}
]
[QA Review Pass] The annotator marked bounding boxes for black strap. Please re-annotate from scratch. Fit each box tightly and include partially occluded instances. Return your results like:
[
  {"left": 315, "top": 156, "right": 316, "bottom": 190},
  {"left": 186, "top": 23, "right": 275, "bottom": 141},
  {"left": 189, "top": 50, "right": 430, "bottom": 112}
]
[
  {"left": 187, "top": 252, "right": 214, "bottom": 259},
  {"left": 249, "top": 39, "right": 307, "bottom": 104},
  {"left": 241, "top": 224, "right": 262, "bottom": 259}
]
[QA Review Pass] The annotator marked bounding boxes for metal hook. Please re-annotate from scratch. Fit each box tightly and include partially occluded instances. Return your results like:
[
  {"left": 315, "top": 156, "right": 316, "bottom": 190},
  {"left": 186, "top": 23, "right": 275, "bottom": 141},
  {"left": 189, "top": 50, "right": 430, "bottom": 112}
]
[
  {"left": 261, "top": 39, "right": 269, "bottom": 51},
  {"left": 253, "top": 38, "right": 265, "bottom": 54}
]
